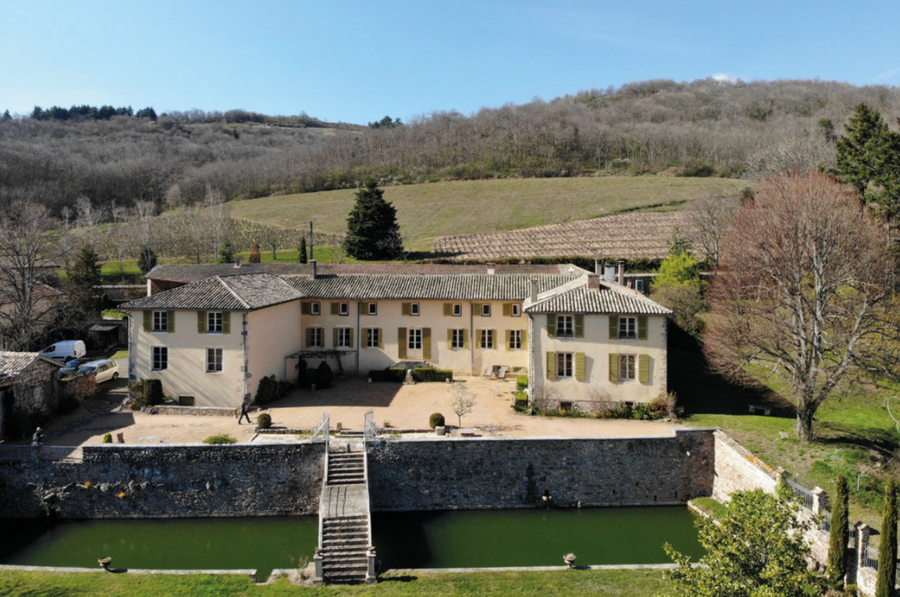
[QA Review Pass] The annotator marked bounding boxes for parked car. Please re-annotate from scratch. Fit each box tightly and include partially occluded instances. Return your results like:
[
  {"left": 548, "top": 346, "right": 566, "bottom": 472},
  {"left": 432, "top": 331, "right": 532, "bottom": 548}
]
[
  {"left": 38, "top": 340, "right": 86, "bottom": 362},
  {"left": 57, "top": 357, "right": 90, "bottom": 377},
  {"left": 69, "top": 359, "right": 119, "bottom": 384}
]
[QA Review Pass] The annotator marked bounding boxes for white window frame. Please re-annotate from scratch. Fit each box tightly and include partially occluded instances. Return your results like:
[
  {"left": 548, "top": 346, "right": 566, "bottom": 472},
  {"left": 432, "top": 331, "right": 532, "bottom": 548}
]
[
  {"left": 556, "top": 315, "right": 574, "bottom": 338},
  {"left": 410, "top": 303, "right": 420, "bottom": 316},
  {"left": 481, "top": 304, "right": 491, "bottom": 317},
  {"left": 408, "top": 328, "right": 422, "bottom": 350},
  {"left": 452, "top": 303, "right": 462, "bottom": 317},
  {"left": 151, "top": 345, "right": 168, "bottom": 371},
  {"left": 207, "top": 312, "right": 223, "bottom": 333},
  {"left": 635, "top": 279, "right": 645, "bottom": 292},
  {"left": 206, "top": 347, "right": 223, "bottom": 373},
  {"left": 619, "top": 354, "right": 636, "bottom": 381},
  {"left": 339, "top": 302, "right": 349, "bottom": 316},
  {"left": 556, "top": 352, "right": 573, "bottom": 378},
  {"left": 509, "top": 330, "right": 522, "bottom": 350},
  {"left": 310, "top": 302, "right": 321, "bottom": 316},
  {"left": 367, "top": 302, "right": 378, "bottom": 316},
  {"left": 480, "top": 329, "right": 494, "bottom": 349},
  {"left": 152, "top": 311, "right": 167, "bottom": 333},
  {"left": 337, "top": 327, "right": 352, "bottom": 348},
  {"left": 451, "top": 329, "right": 465, "bottom": 350},
  {"left": 619, "top": 316, "right": 638, "bottom": 340},
  {"left": 511, "top": 304, "right": 521, "bottom": 317},
  {"left": 366, "top": 328, "right": 380, "bottom": 348},
  {"left": 310, "top": 327, "right": 323, "bottom": 348}
]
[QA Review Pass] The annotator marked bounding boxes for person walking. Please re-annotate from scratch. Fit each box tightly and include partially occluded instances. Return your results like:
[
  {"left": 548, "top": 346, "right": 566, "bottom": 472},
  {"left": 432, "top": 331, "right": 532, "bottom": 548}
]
[{"left": 238, "top": 396, "right": 252, "bottom": 424}]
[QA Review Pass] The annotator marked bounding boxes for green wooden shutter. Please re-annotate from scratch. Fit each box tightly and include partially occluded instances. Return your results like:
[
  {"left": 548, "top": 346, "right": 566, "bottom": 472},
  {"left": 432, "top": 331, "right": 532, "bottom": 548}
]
[
  {"left": 639, "top": 354, "right": 650, "bottom": 383},
  {"left": 547, "top": 314, "right": 557, "bottom": 338},
  {"left": 398, "top": 328, "right": 407, "bottom": 359},
  {"left": 546, "top": 352, "right": 556, "bottom": 380},
  {"left": 575, "top": 353, "right": 586, "bottom": 381},
  {"left": 575, "top": 315, "right": 584, "bottom": 338},
  {"left": 443, "top": 303, "right": 452, "bottom": 316},
  {"left": 377, "top": 328, "right": 383, "bottom": 348},
  {"left": 222, "top": 312, "right": 230, "bottom": 334},
  {"left": 638, "top": 316, "right": 648, "bottom": 341},
  {"left": 301, "top": 302, "right": 311, "bottom": 315},
  {"left": 609, "top": 316, "right": 618, "bottom": 340},
  {"left": 503, "top": 304, "right": 512, "bottom": 317},
  {"left": 609, "top": 354, "right": 619, "bottom": 383},
  {"left": 333, "top": 328, "right": 338, "bottom": 348},
  {"left": 167, "top": 311, "right": 175, "bottom": 333},
  {"left": 331, "top": 302, "right": 340, "bottom": 315},
  {"left": 359, "top": 302, "right": 367, "bottom": 315},
  {"left": 143, "top": 311, "right": 151, "bottom": 332},
  {"left": 423, "top": 328, "right": 432, "bottom": 359},
  {"left": 402, "top": 303, "right": 411, "bottom": 316},
  {"left": 197, "top": 312, "right": 206, "bottom": 333}
]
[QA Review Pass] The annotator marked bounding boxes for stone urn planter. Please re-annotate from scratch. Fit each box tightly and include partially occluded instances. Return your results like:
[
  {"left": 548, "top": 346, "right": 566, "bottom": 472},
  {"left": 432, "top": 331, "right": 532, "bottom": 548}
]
[
  {"left": 435, "top": 426, "right": 446, "bottom": 436},
  {"left": 564, "top": 553, "right": 577, "bottom": 568},
  {"left": 98, "top": 557, "right": 112, "bottom": 571}
]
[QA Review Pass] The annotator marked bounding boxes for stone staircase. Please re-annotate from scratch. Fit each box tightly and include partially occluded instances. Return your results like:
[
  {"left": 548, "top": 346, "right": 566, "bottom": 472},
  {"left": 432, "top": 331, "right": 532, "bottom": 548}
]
[
  {"left": 320, "top": 514, "right": 370, "bottom": 584},
  {"left": 327, "top": 452, "right": 366, "bottom": 486}
]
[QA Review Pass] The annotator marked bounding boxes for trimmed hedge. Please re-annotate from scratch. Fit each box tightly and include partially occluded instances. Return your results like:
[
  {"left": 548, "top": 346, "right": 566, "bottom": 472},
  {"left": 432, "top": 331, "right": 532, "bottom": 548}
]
[
  {"left": 369, "top": 368, "right": 406, "bottom": 382},
  {"left": 412, "top": 368, "right": 453, "bottom": 383}
]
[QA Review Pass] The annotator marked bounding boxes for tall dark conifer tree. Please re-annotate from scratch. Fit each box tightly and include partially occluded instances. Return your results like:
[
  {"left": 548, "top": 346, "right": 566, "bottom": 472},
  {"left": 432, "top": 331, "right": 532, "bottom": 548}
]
[
  {"left": 345, "top": 180, "right": 403, "bottom": 260},
  {"left": 876, "top": 478, "right": 898, "bottom": 597},
  {"left": 826, "top": 474, "right": 849, "bottom": 589}
]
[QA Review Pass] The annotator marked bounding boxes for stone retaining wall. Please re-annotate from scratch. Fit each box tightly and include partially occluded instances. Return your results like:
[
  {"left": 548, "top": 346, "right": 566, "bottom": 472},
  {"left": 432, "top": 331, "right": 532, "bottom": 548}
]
[
  {"left": 710, "top": 430, "right": 780, "bottom": 502},
  {"left": 368, "top": 428, "right": 716, "bottom": 511},
  {"left": 0, "top": 442, "right": 324, "bottom": 518}
]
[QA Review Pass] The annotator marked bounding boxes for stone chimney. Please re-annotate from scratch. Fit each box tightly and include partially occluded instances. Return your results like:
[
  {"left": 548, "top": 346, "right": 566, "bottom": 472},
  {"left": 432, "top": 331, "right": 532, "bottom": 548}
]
[
  {"left": 588, "top": 274, "right": 601, "bottom": 291},
  {"left": 617, "top": 260, "right": 625, "bottom": 285},
  {"left": 594, "top": 259, "right": 601, "bottom": 274},
  {"left": 310, "top": 259, "right": 318, "bottom": 279},
  {"left": 530, "top": 279, "right": 539, "bottom": 304},
  {"left": 603, "top": 262, "right": 616, "bottom": 282},
  {"left": 486, "top": 262, "right": 495, "bottom": 275},
  {"left": 233, "top": 256, "right": 242, "bottom": 269}
]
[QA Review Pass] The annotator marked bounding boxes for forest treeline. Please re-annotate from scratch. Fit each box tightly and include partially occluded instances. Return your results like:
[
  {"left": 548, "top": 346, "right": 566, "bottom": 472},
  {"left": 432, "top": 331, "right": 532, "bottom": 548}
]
[{"left": 4, "top": 78, "right": 900, "bottom": 218}]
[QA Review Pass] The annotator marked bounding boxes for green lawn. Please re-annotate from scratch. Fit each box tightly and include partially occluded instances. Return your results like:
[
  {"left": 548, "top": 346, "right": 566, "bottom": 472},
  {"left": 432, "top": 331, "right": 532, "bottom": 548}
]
[
  {"left": 227, "top": 176, "right": 742, "bottom": 251},
  {"left": 0, "top": 568, "right": 675, "bottom": 597}
]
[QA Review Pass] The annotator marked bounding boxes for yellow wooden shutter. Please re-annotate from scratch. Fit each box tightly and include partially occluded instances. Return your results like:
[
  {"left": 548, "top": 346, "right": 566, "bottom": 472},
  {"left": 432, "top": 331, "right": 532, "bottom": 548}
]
[
  {"left": 473, "top": 303, "right": 482, "bottom": 317},
  {"left": 301, "top": 302, "right": 311, "bottom": 315},
  {"left": 333, "top": 328, "right": 338, "bottom": 348},
  {"left": 639, "top": 354, "right": 650, "bottom": 383},
  {"left": 546, "top": 352, "right": 556, "bottom": 380},
  {"left": 444, "top": 303, "right": 452, "bottom": 316},
  {"left": 575, "top": 353, "right": 586, "bottom": 381},
  {"left": 167, "top": 311, "right": 175, "bottom": 333},
  {"left": 547, "top": 314, "right": 557, "bottom": 338},
  {"left": 423, "top": 328, "right": 432, "bottom": 360},
  {"left": 638, "top": 316, "right": 648, "bottom": 341},
  {"left": 222, "top": 312, "right": 230, "bottom": 334},
  {"left": 575, "top": 315, "right": 584, "bottom": 338},
  {"left": 306, "top": 328, "right": 312, "bottom": 348},
  {"left": 609, "top": 354, "right": 618, "bottom": 383},
  {"left": 522, "top": 328, "right": 528, "bottom": 349},
  {"left": 377, "top": 328, "right": 383, "bottom": 348},
  {"left": 503, "top": 304, "right": 512, "bottom": 317},
  {"left": 143, "top": 311, "right": 151, "bottom": 332},
  {"left": 402, "top": 303, "right": 411, "bottom": 316},
  {"left": 398, "top": 328, "right": 407, "bottom": 358},
  {"left": 197, "top": 312, "right": 206, "bottom": 333},
  {"left": 448, "top": 329, "right": 454, "bottom": 347},
  {"left": 331, "top": 302, "right": 339, "bottom": 315},
  {"left": 463, "top": 329, "right": 469, "bottom": 349},
  {"left": 505, "top": 330, "right": 511, "bottom": 350},
  {"left": 609, "top": 316, "right": 618, "bottom": 339}
]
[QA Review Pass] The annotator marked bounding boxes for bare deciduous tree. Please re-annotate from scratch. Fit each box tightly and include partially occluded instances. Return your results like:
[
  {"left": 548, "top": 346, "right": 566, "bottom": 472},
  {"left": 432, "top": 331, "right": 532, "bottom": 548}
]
[
  {"left": 449, "top": 383, "right": 477, "bottom": 428},
  {"left": 683, "top": 189, "right": 740, "bottom": 266},
  {"left": 705, "top": 172, "right": 896, "bottom": 441}
]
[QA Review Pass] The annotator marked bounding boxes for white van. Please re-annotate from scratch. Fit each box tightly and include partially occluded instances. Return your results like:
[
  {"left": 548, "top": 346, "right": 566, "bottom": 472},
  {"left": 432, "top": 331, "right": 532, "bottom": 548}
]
[{"left": 38, "top": 340, "right": 87, "bottom": 362}]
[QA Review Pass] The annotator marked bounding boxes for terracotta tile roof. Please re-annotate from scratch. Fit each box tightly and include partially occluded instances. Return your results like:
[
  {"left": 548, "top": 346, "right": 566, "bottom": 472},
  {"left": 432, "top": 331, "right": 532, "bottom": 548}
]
[
  {"left": 0, "top": 352, "right": 59, "bottom": 384},
  {"left": 282, "top": 274, "right": 581, "bottom": 301},
  {"left": 120, "top": 274, "right": 302, "bottom": 311},
  {"left": 145, "top": 262, "right": 586, "bottom": 283},
  {"left": 524, "top": 278, "right": 671, "bottom": 315}
]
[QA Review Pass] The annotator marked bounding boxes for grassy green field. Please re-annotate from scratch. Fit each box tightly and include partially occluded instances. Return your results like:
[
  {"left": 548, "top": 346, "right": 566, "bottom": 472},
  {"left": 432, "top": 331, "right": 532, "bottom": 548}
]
[
  {"left": 226, "top": 176, "right": 742, "bottom": 251},
  {"left": 0, "top": 568, "right": 674, "bottom": 597}
]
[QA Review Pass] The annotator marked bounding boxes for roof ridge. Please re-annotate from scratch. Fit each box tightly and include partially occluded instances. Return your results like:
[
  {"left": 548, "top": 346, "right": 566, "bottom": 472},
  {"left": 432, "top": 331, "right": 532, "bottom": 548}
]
[{"left": 216, "top": 276, "right": 251, "bottom": 309}]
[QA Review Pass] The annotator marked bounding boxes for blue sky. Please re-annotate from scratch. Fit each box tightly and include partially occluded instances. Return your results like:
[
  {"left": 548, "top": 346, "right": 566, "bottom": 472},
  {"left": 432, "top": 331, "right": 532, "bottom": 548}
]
[{"left": 3, "top": 0, "right": 900, "bottom": 124}]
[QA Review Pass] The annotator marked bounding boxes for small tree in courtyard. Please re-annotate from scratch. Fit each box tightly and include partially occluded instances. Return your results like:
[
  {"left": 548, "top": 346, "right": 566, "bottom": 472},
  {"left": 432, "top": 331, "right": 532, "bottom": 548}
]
[
  {"left": 345, "top": 180, "right": 404, "bottom": 260},
  {"left": 449, "top": 383, "right": 476, "bottom": 428},
  {"left": 826, "top": 474, "right": 849, "bottom": 590}
]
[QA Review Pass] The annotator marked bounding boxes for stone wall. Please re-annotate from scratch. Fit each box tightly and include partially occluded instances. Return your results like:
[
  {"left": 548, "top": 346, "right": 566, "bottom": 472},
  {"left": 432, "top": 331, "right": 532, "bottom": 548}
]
[
  {"left": 0, "top": 442, "right": 324, "bottom": 518},
  {"left": 368, "top": 428, "right": 716, "bottom": 511},
  {"left": 710, "top": 430, "right": 779, "bottom": 502},
  {"left": 0, "top": 358, "right": 60, "bottom": 439}
]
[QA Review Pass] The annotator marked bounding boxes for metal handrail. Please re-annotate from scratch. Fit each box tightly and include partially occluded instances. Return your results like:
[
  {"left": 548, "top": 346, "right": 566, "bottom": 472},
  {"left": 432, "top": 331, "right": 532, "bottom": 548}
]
[
  {"left": 316, "top": 412, "right": 330, "bottom": 555},
  {"left": 363, "top": 410, "right": 376, "bottom": 583}
]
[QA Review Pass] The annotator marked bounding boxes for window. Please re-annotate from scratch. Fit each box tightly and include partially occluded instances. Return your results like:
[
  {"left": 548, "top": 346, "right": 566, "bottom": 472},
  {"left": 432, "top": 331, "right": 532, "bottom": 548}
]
[
  {"left": 556, "top": 353, "right": 573, "bottom": 378},
  {"left": 366, "top": 328, "right": 381, "bottom": 348},
  {"left": 151, "top": 346, "right": 168, "bottom": 371},
  {"left": 453, "top": 304, "right": 462, "bottom": 317},
  {"left": 206, "top": 347, "right": 223, "bottom": 373},
  {"left": 337, "top": 328, "right": 352, "bottom": 348},
  {"left": 311, "top": 302, "right": 321, "bottom": 316},
  {"left": 451, "top": 329, "right": 465, "bottom": 350},
  {"left": 153, "top": 311, "right": 168, "bottom": 332},
  {"left": 619, "top": 316, "right": 637, "bottom": 339},
  {"left": 307, "top": 327, "right": 323, "bottom": 348},
  {"left": 556, "top": 315, "right": 574, "bottom": 338},
  {"left": 635, "top": 279, "right": 645, "bottom": 293},
  {"left": 512, "top": 304, "right": 521, "bottom": 317},
  {"left": 339, "top": 302, "right": 349, "bottom": 316},
  {"left": 207, "top": 312, "right": 223, "bottom": 333},
  {"left": 619, "top": 354, "right": 636, "bottom": 381},
  {"left": 367, "top": 302, "right": 377, "bottom": 316},
  {"left": 481, "top": 304, "right": 491, "bottom": 317},
  {"left": 509, "top": 330, "right": 522, "bottom": 350},
  {"left": 408, "top": 328, "right": 422, "bottom": 350},
  {"left": 479, "top": 329, "right": 494, "bottom": 349},
  {"left": 410, "top": 303, "right": 420, "bottom": 316}
]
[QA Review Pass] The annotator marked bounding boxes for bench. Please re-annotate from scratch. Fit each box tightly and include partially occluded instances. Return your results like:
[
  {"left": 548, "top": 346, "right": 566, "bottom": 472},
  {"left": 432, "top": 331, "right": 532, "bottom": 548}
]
[
  {"left": 748, "top": 404, "right": 772, "bottom": 416},
  {"left": 460, "top": 428, "right": 476, "bottom": 437}
]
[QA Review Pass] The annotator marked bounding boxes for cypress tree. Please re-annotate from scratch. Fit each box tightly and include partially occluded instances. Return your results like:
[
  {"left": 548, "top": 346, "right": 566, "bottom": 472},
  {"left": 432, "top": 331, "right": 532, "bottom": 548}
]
[
  {"left": 345, "top": 180, "right": 403, "bottom": 261},
  {"left": 298, "top": 237, "right": 308, "bottom": 264},
  {"left": 876, "top": 478, "right": 898, "bottom": 597},
  {"left": 827, "top": 474, "right": 849, "bottom": 589}
]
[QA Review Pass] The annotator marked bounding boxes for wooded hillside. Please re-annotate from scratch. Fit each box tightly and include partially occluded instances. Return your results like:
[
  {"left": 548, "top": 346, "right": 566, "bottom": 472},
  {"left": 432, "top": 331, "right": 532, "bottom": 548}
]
[{"left": 3, "top": 78, "right": 900, "bottom": 217}]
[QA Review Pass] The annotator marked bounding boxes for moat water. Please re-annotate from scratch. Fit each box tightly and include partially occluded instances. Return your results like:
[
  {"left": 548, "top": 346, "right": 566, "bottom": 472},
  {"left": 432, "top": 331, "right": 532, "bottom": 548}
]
[{"left": 0, "top": 506, "right": 702, "bottom": 576}]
